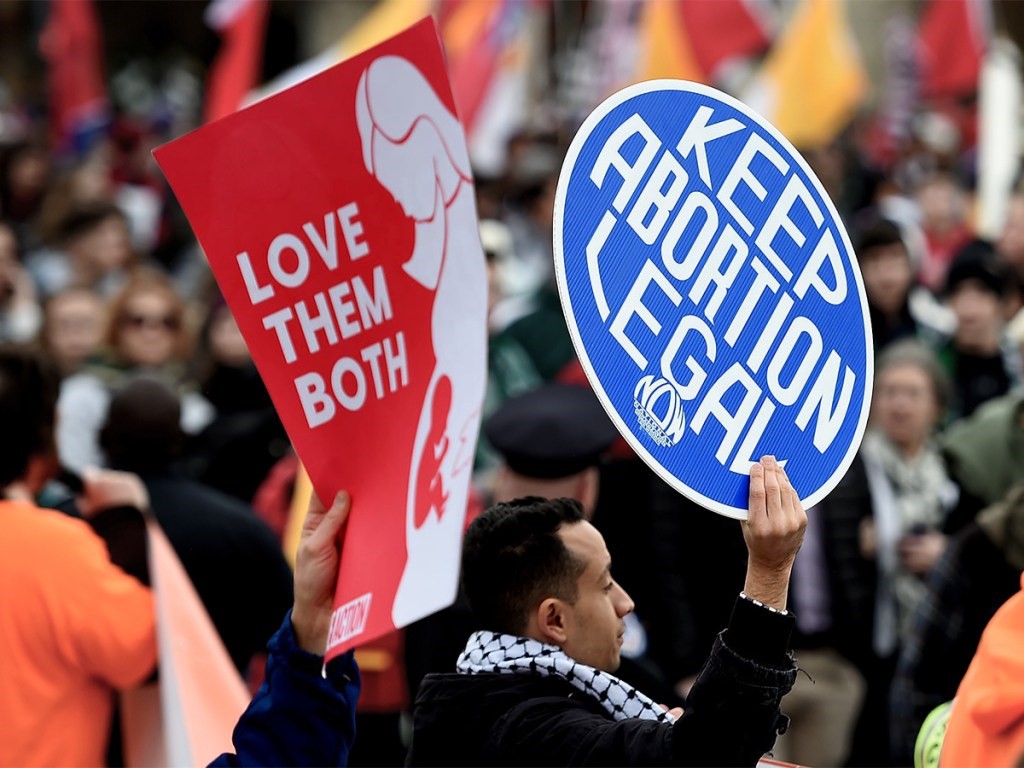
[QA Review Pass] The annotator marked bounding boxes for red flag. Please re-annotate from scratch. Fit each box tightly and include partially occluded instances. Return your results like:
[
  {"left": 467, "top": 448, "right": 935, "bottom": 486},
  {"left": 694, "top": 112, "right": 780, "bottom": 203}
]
[
  {"left": 636, "top": 0, "right": 769, "bottom": 87},
  {"left": 917, "top": 0, "right": 990, "bottom": 100},
  {"left": 203, "top": 0, "right": 270, "bottom": 124},
  {"left": 39, "top": 0, "right": 108, "bottom": 154},
  {"left": 679, "top": 0, "right": 771, "bottom": 80}
]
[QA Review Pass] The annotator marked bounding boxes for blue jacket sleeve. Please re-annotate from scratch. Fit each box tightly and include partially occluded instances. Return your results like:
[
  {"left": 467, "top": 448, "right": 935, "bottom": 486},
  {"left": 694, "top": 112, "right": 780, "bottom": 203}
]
[{"left": 209, "top": 612, "right": 360, "bottom": 767}]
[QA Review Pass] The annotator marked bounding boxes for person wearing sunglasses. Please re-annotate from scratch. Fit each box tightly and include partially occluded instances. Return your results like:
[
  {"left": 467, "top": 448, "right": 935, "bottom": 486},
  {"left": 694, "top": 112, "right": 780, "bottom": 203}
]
[{"left": 55, "top": 269, "right": 214, "bottom": 474}]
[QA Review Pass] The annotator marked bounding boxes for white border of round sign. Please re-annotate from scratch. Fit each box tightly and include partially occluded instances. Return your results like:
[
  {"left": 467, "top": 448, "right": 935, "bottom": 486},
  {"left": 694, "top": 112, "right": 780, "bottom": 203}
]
[{"left": 552, "top": 79, "right": 874, "bottom": 520}]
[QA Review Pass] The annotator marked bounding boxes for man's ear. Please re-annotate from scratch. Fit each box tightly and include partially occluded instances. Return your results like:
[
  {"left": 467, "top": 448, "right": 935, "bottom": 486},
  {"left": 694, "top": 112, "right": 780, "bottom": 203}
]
[{"left": 533, "top": 597, "right": 569, "bottom": 645}]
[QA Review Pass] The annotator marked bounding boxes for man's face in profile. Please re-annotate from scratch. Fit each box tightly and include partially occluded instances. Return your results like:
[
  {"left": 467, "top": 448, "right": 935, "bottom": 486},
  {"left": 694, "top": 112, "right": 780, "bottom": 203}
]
[{"left": 555, "top": 521, "right": 635, "bottom": 672}]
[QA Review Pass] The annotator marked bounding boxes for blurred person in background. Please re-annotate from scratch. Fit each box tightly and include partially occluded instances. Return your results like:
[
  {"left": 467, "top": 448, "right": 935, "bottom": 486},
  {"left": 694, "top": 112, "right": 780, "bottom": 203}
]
[
  {"left": 936, "top": 569, "right": 1024, "bottom": 768},
  {"left": 890, "top": 480, "right": 1024, "bottom": 765},
  {"left": 801, "top": 135, "right": 880, "bottom": 227},
  {"left": 0, "top": 218, "right": 42, "bottom": 343},
  {"left": 938, "top": 241, "right": 1019, "bottom": 420},
  {"left": 0, "top": 139, "right": 50, "bottom": 250},
  {"left": 27, "top": 200, "right": 136, "bottom": 299},
  {"left": 186, "top": 299, "right": 289, "bottom": 504},
  {"left": 850, "top": 340, "right": 957, "bottom": 766},
  {"left": 38, "top": 287, "right": 106, "bottom": 378},
  {"left": 501, "top": 142, "right": 558, "bottom": 298},
  {"left": 485, "top": 384, "right": 615, "bottom": 516},
  {"left": 856, "top": 218, "right": 945, "bottom": 353},
  {"left": 0, "top": 346, "right": 156, "bottom": 767},
  {"left": 915, "top": 171, "right": 972, "bottom": 294},
  {"left": 35, "top": 140, "right": 165, "bottom": 273},
  {"left": 996, "top": 192, "right": 1024, "bottom": 323},
  {"left": 492, "top": 141, "right": 575, "bottom": 382},
  {"left": 35, "top": 151, "right": 117, "bottom": 247},
  {"left": 106, "top": 120, "right": 165, "bottom": 256},
  {"left": 56, "top": 269, "right": 213, "bottom": 473},
  {"left": 940, "top": 387, "right": 1024, "bottom": 535},
  {"left": 1009, "top": 309, "right": 1024, "bottom": 383},
  {"left": 997, "top": 192, "right": 1024, "bottom": 287},
  {"left": 98, "top": 377, "right": 292, "bottom": 676},
  {"left": 475, "top": 219, "right": 542, "bottom": 487}
]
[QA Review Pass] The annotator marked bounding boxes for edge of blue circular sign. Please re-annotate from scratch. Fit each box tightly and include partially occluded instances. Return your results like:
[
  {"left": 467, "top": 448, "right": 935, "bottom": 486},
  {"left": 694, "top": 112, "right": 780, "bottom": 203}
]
[{"left": 552, "top": 79, "right": 874, "bottom": 520}]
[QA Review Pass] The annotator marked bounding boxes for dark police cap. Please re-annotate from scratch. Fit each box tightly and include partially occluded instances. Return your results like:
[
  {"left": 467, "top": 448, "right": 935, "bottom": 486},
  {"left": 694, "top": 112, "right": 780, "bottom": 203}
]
[{"left": 484, "top": 383, "right": 620, "bottom": 480}]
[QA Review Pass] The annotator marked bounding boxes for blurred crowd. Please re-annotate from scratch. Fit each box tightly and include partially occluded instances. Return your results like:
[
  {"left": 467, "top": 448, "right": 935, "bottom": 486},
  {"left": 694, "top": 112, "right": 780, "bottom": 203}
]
[
  {"left": 468, "top": 124, "right": 1024, "bottom": 768},
  {"left": 2, "top": 0, "right": 1024, "bottom": 767}
]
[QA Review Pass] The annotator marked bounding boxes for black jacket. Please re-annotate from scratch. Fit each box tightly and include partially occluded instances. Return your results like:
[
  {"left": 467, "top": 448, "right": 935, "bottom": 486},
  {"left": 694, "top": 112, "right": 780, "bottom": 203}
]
[
  {"left": 408, "top": 598, "right": 797, "bottom": 766},
  {"left": 143, "top": 471, "right": 294, "bottom": 673}
]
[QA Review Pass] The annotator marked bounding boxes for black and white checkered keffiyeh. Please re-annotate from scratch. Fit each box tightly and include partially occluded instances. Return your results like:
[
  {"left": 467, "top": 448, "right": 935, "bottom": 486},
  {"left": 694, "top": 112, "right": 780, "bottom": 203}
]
[{"left": 456, "top": 630, "right": 677, "bottom": 723}]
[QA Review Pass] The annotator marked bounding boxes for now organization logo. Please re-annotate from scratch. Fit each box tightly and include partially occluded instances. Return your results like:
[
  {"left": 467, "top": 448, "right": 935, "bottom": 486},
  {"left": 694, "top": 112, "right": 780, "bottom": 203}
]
[{"left": 634, "top": 375, "right": 685, "bottom": 447}]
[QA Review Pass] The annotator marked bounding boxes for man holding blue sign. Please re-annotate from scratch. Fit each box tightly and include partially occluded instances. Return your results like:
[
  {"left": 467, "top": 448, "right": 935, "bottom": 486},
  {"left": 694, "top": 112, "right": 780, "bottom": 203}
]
[{"left": 407, "top": 455, "right": 804, "bottom": 766}]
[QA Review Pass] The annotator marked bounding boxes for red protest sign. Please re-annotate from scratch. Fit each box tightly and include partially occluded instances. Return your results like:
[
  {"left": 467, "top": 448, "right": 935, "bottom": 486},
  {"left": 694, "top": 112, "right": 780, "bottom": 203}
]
[{"left": 153, "top": 18, "right": 487, "bottom": 659}]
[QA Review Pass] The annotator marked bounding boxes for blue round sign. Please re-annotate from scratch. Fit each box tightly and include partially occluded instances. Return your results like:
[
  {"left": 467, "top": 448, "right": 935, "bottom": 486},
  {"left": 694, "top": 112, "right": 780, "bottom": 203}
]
[{"left": 554, "top": 81, "right": 873, "bottom": 518}]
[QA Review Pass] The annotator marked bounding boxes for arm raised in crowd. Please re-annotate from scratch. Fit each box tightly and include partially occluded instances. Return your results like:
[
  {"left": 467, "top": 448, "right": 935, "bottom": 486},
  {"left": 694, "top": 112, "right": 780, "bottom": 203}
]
[
  {"left": 671, "top": 456, "right": 805, "bottom": 766},
  {"left": 212, "top": 492, "right": 361, "bottom": 768},
  {"left": 477, "top": 457, "right": 806, "bottom": 767},
  {"left": 740, "top": 457, "right": 807, "bottom": 611}
]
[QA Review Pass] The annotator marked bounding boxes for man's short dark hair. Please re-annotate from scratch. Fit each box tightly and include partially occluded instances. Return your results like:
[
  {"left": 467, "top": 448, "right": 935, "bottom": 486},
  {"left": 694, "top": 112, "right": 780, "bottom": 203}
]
[
  {"left": 462, "top": 497, "right": 587, "bottom": 635},
  {"left": 0, "top": 347, "right": 60, "bottom": 486}
]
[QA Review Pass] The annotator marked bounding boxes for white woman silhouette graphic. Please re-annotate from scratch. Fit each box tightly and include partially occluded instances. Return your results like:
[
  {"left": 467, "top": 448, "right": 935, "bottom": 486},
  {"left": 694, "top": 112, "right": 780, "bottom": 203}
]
[{"left": 356, "top": 56, "right": 487, "bottom": 625}]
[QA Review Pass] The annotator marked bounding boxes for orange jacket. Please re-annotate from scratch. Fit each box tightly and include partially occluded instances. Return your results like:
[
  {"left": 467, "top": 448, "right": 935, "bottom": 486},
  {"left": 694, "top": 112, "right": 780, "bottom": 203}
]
[
  {"left": 0, "top": 500, "right": 156, "bottom": 766},
  {"left": 942, "top": 573, "right": 1024, "bottom": 768}
]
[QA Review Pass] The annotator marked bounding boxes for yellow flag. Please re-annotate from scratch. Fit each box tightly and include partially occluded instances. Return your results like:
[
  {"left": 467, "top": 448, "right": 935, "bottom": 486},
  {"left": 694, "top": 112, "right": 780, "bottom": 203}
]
[
  {"left": 638, "top": 0, "right": 705, "bottom": 83},
  {"left": 441, "top": 0, "right": 496, "bottom": 63},
  {"left": 746, "top": 0, "right": 867, "bottom": 149},
  {"left": 338, "top": 0, "right": 434, "bottom": 58}
]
